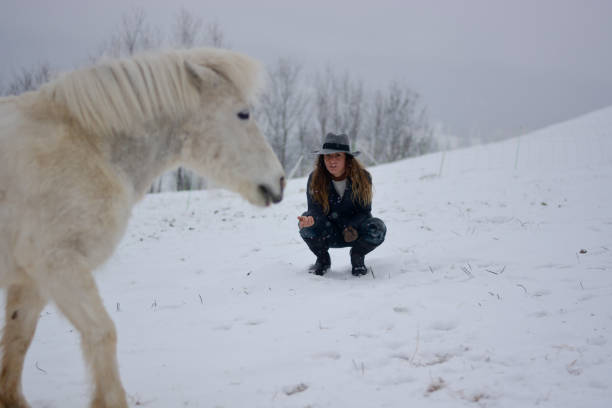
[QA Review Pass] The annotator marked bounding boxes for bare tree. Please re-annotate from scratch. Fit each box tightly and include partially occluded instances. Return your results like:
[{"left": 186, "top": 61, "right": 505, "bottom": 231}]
[
  {"left": 204, "top": 21, "right": 228, "bottom": 48},
  {"left": 346, "top": 77, "right": 365, "bottom": 142},
  {"left": 2, "top": 62, "right": 53, "bottom": 96},
  {"left": 258, "top": 58, "right": 309, "bottom": 170},
  {"left": 314, "top": 67, "right": 334, "bottom": 137},
  {"left": 369, "top": 90, "right": 385, "bottom": 163},
  {"left": 411, "top": 107, "right": 436, "bottom": 156},
  {"left": 288, "top": 98, "right": 319, "bottom": 178},
  {"left": 314, "top": 67, "right": 365, "bottom": 144},
  {"left": 365, "top": 81, "right": 433, "bottom": 162},
  {"left": 172, "top": 8, "right": 203, "bottom": 48},
  {"left": 96, "top": 7, "right": 162, "bottom": 59}
]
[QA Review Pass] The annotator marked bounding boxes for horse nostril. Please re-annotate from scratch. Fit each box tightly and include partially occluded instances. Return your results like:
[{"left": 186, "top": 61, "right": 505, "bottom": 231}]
[{"left": 258, "top": 182, "right": 283, "bottom": 205}]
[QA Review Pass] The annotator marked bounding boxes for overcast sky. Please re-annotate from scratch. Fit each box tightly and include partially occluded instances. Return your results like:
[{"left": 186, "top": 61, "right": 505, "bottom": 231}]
[{"left": 2, "top": 0, "right": 611, "bottom": 140}]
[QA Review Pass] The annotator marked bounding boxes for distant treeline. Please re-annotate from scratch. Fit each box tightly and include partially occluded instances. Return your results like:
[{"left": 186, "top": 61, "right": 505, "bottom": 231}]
[{"left": 1, "top": 7, "right": 437, "bottom": 192}]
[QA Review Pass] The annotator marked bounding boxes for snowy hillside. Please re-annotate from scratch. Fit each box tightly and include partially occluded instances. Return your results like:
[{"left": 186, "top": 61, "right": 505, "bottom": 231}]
[{"left": 6, "top": 107, "right": 612, "bottom": 407}]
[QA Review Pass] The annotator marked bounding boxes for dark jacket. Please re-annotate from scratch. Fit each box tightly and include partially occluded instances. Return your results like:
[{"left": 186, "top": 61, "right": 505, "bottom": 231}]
[{"left": 305, "top": 171, "right": 372, "bottom": 232}]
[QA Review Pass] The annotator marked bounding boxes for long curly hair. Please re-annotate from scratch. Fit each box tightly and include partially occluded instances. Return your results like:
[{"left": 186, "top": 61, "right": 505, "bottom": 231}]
[{"left": 309, "top": 154, "right": 372, "bottom": 214}]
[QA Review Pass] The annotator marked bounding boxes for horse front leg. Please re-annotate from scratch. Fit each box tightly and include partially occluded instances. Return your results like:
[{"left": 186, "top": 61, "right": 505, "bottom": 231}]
[
  {"left": 45, "top": 268, "right": 127, "bottom": 408},
  {"left": 0, "top": 281, "right": 47, "bottom": 408}
]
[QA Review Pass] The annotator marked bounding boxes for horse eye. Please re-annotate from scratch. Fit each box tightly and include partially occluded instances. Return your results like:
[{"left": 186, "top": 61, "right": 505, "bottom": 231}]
[{"left": 237, "top": 111, "right": 250, "bottom": 120}]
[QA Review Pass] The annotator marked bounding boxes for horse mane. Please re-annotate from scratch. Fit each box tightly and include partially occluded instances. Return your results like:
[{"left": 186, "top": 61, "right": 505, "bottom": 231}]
[{"left": 39, "top": 48, "right": 264, "bottom": 136}]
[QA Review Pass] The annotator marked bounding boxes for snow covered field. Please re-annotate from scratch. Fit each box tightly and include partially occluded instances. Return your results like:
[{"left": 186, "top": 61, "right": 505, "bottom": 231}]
[{"left": 6, "top": 107, "right": 612, "bottom": 407}]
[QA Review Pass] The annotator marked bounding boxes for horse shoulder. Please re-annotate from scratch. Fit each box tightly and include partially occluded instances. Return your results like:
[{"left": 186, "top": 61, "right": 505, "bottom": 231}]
[{"left": 3, "top": 94, "right": 133, "bottom": 277}]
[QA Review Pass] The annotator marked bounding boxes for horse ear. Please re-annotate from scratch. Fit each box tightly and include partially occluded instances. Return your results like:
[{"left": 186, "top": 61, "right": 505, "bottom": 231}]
[{"left": 184, "top": 60, "right": 221, "bottom": 92}]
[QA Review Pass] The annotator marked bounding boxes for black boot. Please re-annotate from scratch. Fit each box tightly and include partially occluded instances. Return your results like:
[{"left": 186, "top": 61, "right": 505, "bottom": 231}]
[
  {"left": 350, "top": 248, "right": 368, "bottom": 276},
  {"left": 350, "top": 241, "right": 378, "bottom": 277},
  {"left": 309, "top": 251, "right": 331, "bottom": 275}
]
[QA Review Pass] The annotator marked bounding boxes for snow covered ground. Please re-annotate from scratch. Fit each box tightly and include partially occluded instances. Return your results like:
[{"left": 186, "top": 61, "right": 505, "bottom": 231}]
[{"left": 6, "top": 107, "right": 612, "bottom": 407}]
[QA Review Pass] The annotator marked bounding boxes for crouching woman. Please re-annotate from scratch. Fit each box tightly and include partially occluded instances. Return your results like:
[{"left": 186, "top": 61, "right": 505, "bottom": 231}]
[{"left": 298, "top": 133, "right": 386, "bottom": 276}]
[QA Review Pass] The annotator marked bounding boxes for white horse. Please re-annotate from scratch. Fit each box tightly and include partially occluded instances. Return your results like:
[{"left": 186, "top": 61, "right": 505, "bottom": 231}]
[{"left": 0, "top": 48, "right": 285, "bottom": 407}]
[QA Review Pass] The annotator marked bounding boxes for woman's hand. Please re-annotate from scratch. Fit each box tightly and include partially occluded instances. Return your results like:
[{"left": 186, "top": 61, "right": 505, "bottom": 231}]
[{"left": 297, "top": 215, "right": 315, "bottom": 229}]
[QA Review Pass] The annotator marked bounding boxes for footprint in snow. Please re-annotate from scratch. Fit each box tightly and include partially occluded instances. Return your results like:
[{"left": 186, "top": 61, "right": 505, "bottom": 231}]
[
  {"left": 245, "top": 319, "right": 265, "bottom": 326},
  {"left": 312, "top": 351, "right": 341, "bottom": 360},
  {"left": 393, "top": 306, "right": 411, "bottom": 314},
  {"left": 589, "top": 380, "right": 608, "bottom": 390},
  {"left": 429, "top": 320, "right": 458, "bottom": 331},
  {"left": 586, "top": 335, "right": 607, "bottom": 346}
]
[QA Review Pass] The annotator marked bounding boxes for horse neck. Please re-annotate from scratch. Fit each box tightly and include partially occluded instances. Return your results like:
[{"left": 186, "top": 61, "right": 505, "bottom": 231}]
[
  {"left": 101, "top": 118, "right": 187, "bottom": 199},
  {"left": 39, "top": 58, "right": 200, "bottom": 199}
]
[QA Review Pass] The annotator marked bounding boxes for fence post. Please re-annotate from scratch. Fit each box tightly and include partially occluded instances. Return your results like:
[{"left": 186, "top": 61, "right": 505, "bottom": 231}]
[
  {"left": 514, "top": 135, "right": 521, "bottom": 170},
  {"left": 438, "top": 151, "right": 446, "bottom": 177},
  {"left": 288, "top": 155, "right": 304, "bottom": 179}
]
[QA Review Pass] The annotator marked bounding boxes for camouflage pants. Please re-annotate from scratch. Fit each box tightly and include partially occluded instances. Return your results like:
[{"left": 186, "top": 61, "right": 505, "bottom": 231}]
[{"left": 299, "top": 212, "right": 386, "bottom": 257}]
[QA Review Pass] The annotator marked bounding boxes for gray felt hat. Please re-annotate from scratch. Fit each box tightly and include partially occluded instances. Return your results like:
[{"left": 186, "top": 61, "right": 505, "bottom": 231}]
[{"left": 314, "top": 133, "right": 360, "bottom": 157}]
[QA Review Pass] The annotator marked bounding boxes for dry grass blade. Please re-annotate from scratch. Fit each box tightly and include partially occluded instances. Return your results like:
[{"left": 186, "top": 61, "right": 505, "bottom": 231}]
[{"left": 283, "top": 383, "right": 309, "bottom": 396}]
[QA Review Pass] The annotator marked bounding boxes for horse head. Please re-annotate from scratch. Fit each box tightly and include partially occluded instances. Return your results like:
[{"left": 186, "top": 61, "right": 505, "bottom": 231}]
[{"left": 180, "top": 49, "right": 285, "bottom": 206}]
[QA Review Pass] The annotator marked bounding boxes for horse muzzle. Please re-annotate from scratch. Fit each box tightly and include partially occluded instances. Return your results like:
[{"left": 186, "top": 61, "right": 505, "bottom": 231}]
[{"left": 258, "top": 176, "right": 285, "bottom": 206}]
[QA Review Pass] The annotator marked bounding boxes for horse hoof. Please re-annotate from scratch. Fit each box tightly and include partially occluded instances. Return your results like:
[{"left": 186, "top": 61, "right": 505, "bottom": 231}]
[{"left": 91, "top": 391, "right": 128, "bottom": 408}]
